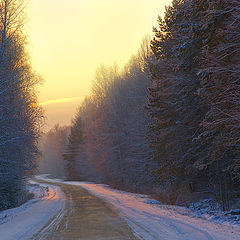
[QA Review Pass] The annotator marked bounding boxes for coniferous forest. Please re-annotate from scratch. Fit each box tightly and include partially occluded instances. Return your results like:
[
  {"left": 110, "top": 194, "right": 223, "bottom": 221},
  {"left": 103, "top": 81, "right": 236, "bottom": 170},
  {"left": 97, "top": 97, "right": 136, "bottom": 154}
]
[{"left": 41, "top": 0, "right": 240, "bottom": 210}]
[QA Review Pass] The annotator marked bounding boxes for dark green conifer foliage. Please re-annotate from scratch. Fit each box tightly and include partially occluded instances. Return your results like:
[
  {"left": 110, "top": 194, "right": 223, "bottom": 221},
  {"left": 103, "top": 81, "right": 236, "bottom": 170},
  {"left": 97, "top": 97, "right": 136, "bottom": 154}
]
[
  {"left": 147, "top": 0, "right": 240, "bottom": 208},
  {"left": 148, "top": 0, "right": 207, "bottom": 196},
  {"left": 196, "top": 0, "right": 240, "bottom": 209}
]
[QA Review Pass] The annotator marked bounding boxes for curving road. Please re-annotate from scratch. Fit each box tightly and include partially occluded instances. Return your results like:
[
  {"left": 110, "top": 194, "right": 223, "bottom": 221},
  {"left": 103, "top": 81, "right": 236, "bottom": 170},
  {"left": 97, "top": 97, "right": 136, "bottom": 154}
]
[
  {"left": 32, "top": 181, "right": 138, "bottom": 240},
  {"left": 32, "top": 177, "right": 240, "bottom": 240}
]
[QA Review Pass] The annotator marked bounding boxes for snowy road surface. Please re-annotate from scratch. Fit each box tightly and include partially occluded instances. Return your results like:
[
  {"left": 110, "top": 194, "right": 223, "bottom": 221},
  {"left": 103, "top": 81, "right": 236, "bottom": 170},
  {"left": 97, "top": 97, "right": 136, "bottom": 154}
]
[
  {"left": 0, "top": 181, "right": 65, "bottom": 240},
  {"left": 37, "top": 175, "right": 240, "bottom": 240},
  {"left": 67, "top": 182, "right": 240, "bottom": 240},
  {"left": 32, "top": 180, "right": 137, "bottom": 239},
  {"left": 1, "top": 175, "right": 239, "bottom": 240}
]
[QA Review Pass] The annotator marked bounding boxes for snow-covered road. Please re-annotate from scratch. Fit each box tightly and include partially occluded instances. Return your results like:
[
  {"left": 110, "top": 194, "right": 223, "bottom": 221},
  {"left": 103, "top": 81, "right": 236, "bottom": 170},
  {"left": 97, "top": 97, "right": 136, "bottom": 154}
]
[
  {"left": 67, "top": 182, "right": 240, "bottom": 240},
  {"left": 0, "top": 181, "right": 65, "bottom": 240},
  {"left": 37, "top": 176, "right": 240, "bottom": 240},
  {"left": 2, "top": 175, "right": 239, "bottom": 240}
]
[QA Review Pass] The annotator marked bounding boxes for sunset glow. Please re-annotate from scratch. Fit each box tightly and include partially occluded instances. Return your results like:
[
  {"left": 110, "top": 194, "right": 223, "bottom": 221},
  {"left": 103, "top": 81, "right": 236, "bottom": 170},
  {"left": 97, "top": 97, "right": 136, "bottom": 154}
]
[
  {"left": 39, "top": 97, "right": 85, "bottom": 106},
  {"left": 1, "top": 1, "right": 238, "bottom": 238},
  {"left": 25, "top": 0, "right": 172, "bottom": 129}
]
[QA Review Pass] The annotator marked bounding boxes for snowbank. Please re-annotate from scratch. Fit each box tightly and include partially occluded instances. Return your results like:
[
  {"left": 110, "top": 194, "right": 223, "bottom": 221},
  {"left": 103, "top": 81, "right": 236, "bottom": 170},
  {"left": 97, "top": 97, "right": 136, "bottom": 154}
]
[
  {"left": 0, "top": 180, "right": 65, "bottom": 240},
  {"left": 36, "top": 175, "right": 240, "bottom": 240}
]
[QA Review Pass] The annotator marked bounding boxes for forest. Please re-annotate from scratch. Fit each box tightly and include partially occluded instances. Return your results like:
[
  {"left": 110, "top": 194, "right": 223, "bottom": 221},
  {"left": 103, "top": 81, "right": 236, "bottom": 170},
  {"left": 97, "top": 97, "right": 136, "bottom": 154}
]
[
  {"left": 41, "top": 0, "right": 240, "bottom": 211},
  {"left": 0, "top": 0, "right": 43, "bottom": 210},
  {"left": 0, "top": 0, "right": 239, "bottom": 212},
  {"left": 39, "top": 0, "right": 239, "bottom": 211}
]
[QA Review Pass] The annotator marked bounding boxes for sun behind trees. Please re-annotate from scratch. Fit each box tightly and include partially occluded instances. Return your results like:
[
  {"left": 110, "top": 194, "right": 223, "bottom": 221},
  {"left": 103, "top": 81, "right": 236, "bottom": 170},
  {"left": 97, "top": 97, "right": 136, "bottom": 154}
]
[
  {"left": 0, "top": 0, "right": 43, "bottom": 210},
  {"left": 41, "top": 0, "right": 240, "bottom": 211}
]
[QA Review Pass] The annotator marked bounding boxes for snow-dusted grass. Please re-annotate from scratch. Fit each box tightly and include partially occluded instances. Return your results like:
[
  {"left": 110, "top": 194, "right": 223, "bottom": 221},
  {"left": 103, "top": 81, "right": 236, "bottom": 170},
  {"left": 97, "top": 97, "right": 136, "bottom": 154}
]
[
  {"left": 189, "top": 199, "right": 240, "bottom": 225},
  {"left": 37, "top": 175, "right": 240, "bottom": 240},
  {"left": 0, "top": 180, "right": 65, "bottom": 240}
]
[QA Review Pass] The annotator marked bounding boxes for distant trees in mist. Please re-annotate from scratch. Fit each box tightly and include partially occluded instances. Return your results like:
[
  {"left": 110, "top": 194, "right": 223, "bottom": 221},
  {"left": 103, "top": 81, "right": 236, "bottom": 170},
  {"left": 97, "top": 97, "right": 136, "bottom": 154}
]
[
  {"left": 63, "top": 36, "right": 155, "bottom": 191},
  {"left": 39, "top": 124, "right": 69, "bottom": 178},
  {"left": 41, "top": 0, "right": 240, "bottom": 210},
  {"left": 0, "top": 0, "right": 43, "bottom": 210}
]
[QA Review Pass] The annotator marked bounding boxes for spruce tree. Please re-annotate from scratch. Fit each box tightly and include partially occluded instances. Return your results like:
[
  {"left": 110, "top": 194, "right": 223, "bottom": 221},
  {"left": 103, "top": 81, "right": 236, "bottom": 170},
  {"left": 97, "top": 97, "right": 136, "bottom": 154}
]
[
  {"left": 196, "top": 0, "right": 240, "bottom": 209},
  {"left": 147, "top": 0, "right": 207, "bottom": 202}
]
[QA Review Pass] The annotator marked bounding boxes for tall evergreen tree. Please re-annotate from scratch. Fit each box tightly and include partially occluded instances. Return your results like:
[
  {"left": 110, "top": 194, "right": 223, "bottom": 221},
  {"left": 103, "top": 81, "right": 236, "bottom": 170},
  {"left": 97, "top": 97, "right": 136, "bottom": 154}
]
[
  {"left": 147, "top": 0, "right": 207, "bottom": 202},
  {"left": 196, "top": 0, "right": 240, "bottom": 209},
  {"left": 147, "top": 0, "right": 239, "bottom": 208}
]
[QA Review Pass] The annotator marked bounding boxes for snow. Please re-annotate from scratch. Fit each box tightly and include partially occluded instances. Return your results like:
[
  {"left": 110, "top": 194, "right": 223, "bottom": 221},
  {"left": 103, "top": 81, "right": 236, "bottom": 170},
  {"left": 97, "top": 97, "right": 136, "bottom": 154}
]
[
  {"left": 0, "top": 180, "right": 65, "bottom": 240},
  {"left": 3, "top": 175, "right": 238, "bottom": 240},
  {"left": 189, "top": 199, "right": 240, "bottom": 225},
  {"left": 36, "top": 175, "right": 240, "bottom": 240}
]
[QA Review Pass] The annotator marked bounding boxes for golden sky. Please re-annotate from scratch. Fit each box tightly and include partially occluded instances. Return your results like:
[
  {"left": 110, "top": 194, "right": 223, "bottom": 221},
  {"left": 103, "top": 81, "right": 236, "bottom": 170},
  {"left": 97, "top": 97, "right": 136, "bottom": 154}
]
[{"left": 25, "top": 0, "right": 172, "bottom": 130}]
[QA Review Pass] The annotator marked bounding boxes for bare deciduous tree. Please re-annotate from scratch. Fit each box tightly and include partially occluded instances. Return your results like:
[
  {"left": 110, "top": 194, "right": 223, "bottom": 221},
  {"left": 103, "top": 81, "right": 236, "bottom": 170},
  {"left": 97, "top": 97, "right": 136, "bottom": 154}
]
[{"left": 0, "top": 0, "right": 43, "bottom": 210}]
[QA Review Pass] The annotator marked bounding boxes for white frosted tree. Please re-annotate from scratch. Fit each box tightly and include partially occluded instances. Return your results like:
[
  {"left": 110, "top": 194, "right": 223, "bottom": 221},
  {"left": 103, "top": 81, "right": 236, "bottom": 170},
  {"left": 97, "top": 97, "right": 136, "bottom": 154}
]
[{"left": 0, "top": 0, "right": 43, "bottom": 209}]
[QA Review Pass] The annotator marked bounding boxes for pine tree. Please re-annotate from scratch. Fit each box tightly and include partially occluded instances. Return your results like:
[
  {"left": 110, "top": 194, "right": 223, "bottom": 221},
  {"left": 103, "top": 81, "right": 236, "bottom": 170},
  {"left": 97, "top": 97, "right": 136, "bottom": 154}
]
[
  {"left": 147, "top": 0, "right": 208, "bottom": 202},
  {"left": 196, "top": 0, "right": 240, "bottom": 209}
]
